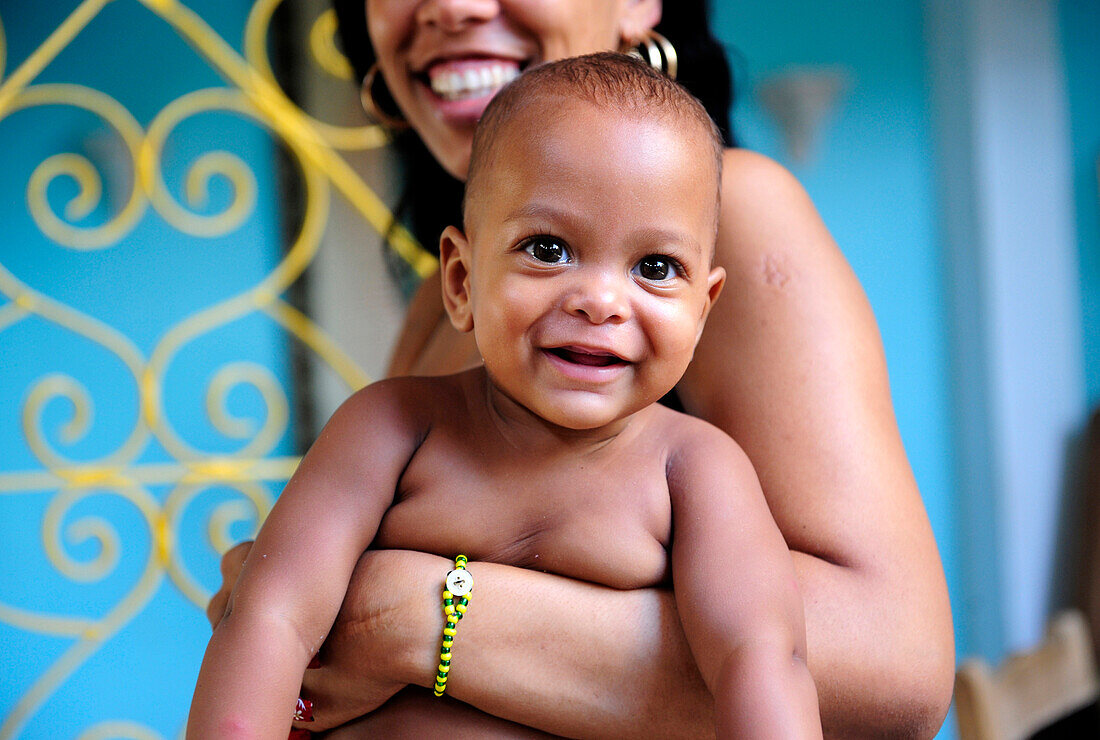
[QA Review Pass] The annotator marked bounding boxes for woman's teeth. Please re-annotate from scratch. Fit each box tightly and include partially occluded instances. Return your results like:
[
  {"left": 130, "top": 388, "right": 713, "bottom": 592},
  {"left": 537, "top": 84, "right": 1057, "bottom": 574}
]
[{"left": 429, "top": 63, "right": 521, "bottom": 101}]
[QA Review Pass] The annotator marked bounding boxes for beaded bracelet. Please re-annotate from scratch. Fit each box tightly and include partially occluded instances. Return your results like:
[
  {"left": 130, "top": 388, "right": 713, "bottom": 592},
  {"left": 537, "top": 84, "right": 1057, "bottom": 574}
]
[{"left": 434, "top": 554, "right": 473, "bottom": 697}]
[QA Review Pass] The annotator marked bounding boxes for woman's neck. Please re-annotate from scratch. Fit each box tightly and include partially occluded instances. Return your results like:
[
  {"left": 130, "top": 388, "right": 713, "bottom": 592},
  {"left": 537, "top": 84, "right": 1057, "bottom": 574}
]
[{"left": 387, "top": 271, "right": 481, "bottom": 378}]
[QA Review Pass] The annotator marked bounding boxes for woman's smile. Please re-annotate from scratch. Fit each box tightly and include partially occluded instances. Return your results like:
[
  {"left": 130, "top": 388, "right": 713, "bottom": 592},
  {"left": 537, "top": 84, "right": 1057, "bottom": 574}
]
[
  {"left": 418, "top": 57, "right": 524, "bottom": 124},
  {"left": 425, "top": 59, "right": 522, "bottom": 101},
  {"left": 367, "top": 0, "right": 648, "bottom": 177}
]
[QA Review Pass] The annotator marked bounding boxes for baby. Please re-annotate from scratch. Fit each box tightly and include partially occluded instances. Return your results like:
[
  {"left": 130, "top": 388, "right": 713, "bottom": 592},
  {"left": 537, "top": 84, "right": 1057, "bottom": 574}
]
[{"left": 188, "top": 53, "right": 821, "bottom": 739}]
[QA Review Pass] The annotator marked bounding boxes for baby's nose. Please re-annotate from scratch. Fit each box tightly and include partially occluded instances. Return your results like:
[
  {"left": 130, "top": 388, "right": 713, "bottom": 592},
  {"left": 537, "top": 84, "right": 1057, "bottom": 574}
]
[{"left": 563, "top": 273, "right": 631, "bottom": 324}]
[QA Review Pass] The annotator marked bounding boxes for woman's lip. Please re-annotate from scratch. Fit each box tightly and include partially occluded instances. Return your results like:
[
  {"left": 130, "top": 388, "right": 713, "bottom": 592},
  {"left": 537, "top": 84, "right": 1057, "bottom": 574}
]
[
  {"left": 413, "top": 50, "right": 526, "bottom": 75},
  {"left": 416, "top": 78, "right": 498, "bottom": 125},
  {"left": 423, "top": 56, "right": 523, "bottom": 74}
]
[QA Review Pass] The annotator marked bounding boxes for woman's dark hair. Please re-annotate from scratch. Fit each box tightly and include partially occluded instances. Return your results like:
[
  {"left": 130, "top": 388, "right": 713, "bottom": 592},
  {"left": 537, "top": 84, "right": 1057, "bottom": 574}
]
[{"left": 331, "top": 0, "right": 735, "bottom": 259}]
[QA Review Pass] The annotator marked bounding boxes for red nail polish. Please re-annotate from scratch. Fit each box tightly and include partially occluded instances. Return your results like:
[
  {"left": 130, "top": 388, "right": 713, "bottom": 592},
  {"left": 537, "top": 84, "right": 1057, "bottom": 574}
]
[
  {"left": 293, "top": 696, "right": 314, "bottom": 722},
  {"left": 288, "top": 729, "right": 312, "bottom": 740},
  {"left": 308, "top": 655, "right": 321, "bottom": 669}
]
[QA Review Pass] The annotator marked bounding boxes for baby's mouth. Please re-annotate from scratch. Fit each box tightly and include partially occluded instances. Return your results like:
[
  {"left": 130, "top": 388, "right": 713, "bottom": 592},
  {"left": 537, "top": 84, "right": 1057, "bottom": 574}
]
[
  {"left": 426, "top": 59, "right": 522, "bottom": 101},
  {"left": 546, "top": 347, "right": 629, "bottom": 367}
]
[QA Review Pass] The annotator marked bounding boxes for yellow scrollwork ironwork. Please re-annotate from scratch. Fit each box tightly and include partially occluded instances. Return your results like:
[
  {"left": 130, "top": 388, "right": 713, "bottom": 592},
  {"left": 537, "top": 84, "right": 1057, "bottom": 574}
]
[
  {"left": 164, "top": 478, "right": 274, "bottom": 610},
  {"left": 2, "top": 481, "right": 166, "bottom": 738},
  {"left": 310, "top": 8, "right": 355, "bottom": 81},
  {"left": 0, "top": 0, "right": 429, "bottom": 736},
  {"left": 20, "top": 83, "right": 148, "bottom": 249},
  {"left": 76, "top": 721, "right": 167, "bottom": 740}
]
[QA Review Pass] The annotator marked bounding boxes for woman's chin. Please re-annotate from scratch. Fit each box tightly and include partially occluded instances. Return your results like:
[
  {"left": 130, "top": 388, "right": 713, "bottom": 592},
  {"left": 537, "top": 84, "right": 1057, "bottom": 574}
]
[{"left": 412, "top": 87, "right": 502, "bottom": 179}]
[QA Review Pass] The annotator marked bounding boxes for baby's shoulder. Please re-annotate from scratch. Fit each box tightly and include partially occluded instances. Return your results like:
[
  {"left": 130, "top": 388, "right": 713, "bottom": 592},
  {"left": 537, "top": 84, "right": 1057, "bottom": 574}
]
[
  {"left": 649, "top": 406, "right": 754, "bottom": 485},
  {"left": 649, "top": 405, "right": 742, "bottom": 460},
  {"left": 335, "top": 373, "right": 467, "bottom": 433}
]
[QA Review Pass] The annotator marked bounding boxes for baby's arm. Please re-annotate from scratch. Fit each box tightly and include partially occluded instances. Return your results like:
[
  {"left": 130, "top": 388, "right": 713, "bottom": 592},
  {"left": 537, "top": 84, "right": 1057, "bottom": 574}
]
[
  {"left": 669, "top": 423, "right": 822, "bottom": 739},
  {"left": 187, "top": 380, "right": 424, "bottom": 739}
]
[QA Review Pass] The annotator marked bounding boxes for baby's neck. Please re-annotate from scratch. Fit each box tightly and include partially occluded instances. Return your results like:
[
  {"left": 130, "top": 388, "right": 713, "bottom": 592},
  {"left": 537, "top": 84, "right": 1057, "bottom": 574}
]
[{"left": 470, "top": 368, "right": 650, "bottom": 454}]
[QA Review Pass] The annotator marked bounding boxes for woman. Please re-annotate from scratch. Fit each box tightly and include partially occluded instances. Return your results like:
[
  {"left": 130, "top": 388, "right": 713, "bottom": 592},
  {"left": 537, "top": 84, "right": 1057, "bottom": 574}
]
[{"left": 211, "top": 1, "right": 954, "bottom": 736}]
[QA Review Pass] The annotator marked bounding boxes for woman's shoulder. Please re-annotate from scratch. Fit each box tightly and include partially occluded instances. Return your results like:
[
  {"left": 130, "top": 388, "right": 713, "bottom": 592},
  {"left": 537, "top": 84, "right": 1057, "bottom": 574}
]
[
  {"left": 714, "top": 147, "right": 857, "bottom": 292},
  {"left": 718, "top": 149, "right": 840, "bottom": 258},
  {"left": 719, "top": 147, "right": 809, "bottom": 206},
  {"left": 678, "top": 148, "right": 878, "bottom": 425}
]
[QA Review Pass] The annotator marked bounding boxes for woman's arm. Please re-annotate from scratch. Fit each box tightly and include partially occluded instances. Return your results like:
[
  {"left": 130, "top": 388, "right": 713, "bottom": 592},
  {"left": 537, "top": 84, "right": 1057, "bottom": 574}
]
[
  {"left": 298, "top": 551, "right": 714, "bottom": 739},
  {"left": 677, "top": 148, "right": 954, "bottom": 734}
]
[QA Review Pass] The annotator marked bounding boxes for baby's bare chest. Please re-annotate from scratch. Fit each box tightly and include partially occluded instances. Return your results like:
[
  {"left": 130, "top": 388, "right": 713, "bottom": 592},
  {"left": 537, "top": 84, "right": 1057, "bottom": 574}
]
[{"left": 371, "top": 431, "right": 673, "bottom": 589}]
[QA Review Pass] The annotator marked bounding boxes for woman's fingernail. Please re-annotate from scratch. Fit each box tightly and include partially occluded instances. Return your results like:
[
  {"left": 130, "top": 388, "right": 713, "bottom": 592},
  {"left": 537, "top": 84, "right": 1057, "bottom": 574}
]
[
  {"left": 293, "top": 697, "right": 314, "bottom": 722},
  {"left": 308, "top": 655, "right": 321, "bottom": 669},
  {"left": 288, "top": 729, "right": 312, "bottom": 740}
]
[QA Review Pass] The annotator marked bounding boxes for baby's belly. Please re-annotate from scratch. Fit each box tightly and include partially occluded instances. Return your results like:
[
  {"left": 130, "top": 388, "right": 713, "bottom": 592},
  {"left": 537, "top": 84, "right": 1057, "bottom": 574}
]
[{"left": 372, "top": 496, "right": 670, "bottom": 590}]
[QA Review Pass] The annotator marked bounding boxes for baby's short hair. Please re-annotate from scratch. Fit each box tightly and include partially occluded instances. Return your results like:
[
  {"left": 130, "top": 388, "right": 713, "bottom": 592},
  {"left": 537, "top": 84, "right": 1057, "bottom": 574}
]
[{"left": 465, "top": 52, "right": 724, "bottom": 224}]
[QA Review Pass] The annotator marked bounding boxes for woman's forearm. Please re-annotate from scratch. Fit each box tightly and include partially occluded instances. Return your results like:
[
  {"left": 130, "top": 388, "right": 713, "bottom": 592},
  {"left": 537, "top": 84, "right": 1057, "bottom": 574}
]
[
  {"left": 790, "top": 551, "right": 953, "bottom": 738},
  {"left": 368, "top": 551, "right": 949, "bottom": 738},
  {"left": 233, "top": 541, "right": 949, "bottom": 737},
  {"left": 297, "top": 549, "right": 709, "bottom": 736},
  {"left": 391, "top": 559, "right": 713, "bottom": 739}
]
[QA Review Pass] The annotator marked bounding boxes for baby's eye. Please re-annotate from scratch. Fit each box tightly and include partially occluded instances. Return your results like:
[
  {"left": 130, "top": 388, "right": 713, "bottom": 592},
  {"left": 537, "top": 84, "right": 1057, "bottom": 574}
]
[
  {"left": 634, "top": 255, "right": 678, "bottom": 282},
  {"left": 523, "top": 236, "right": 570, "bottom": 264}
]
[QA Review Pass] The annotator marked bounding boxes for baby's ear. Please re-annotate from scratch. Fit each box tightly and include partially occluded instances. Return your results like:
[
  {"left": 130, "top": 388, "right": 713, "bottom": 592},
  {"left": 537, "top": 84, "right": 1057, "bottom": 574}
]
[
  {"left": 695, "top": 266, "right": 726, "bottom": 345},
  {"left": 439, "top": 225, "right": 474, "bottom": 333}
]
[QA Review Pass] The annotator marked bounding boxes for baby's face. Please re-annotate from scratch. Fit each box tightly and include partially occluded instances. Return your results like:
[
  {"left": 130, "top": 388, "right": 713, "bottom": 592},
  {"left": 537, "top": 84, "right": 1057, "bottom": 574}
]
[{"left": 459, "top": 100, "right": 724, "bottom": 430}]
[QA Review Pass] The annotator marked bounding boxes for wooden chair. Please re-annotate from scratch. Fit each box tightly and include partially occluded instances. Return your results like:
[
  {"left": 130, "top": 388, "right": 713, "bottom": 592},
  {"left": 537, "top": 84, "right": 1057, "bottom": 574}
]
[{"left": 955, "top": 610, "right": 1100, "bottom": 740}]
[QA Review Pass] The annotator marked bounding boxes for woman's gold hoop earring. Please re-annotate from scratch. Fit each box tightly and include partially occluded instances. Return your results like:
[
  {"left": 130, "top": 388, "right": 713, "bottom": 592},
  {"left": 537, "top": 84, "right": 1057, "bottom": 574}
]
[
  {"left": 361, "top": 63, "right": 409, "bottom": 129},
  {"left": 622, "top": 30, "right": 678, "bottom": 80}
]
